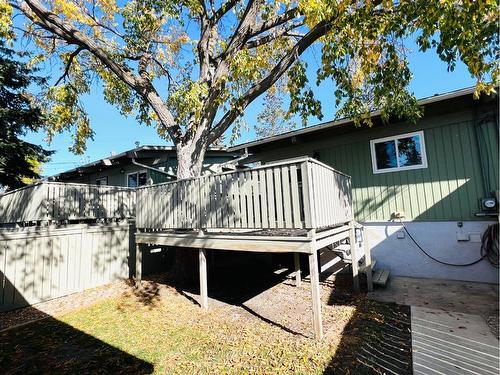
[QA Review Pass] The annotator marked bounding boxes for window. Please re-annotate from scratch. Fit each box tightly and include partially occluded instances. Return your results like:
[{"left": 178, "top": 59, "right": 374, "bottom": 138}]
[
  {"left": 370, "top": 131, "right": 427, "bottom": 174},
  {"left": 127, "top": 171, "right": 148, "bottom": 187},
  {"left": 95, "top": 177, "right": 108, "bottom": 186}
]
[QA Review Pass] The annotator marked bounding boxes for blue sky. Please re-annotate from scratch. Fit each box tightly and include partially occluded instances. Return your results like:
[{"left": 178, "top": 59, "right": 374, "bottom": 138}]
[{"left": 23, "top": 38, "right": 475, "bottom": 176}]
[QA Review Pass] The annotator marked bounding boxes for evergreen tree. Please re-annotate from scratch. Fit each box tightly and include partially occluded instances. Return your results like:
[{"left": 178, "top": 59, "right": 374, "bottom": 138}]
[{"left": 0, "top": 42, "right": 52, "bottom": 190}]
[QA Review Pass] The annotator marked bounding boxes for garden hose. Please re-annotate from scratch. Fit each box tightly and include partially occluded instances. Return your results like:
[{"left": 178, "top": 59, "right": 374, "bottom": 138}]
[{"left": 399, "top": 219, "right": 498, "bottom": 268}]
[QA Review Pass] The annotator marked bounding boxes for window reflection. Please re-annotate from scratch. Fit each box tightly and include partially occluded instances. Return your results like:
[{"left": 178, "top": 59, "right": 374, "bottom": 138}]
[
  {"left": 398, "top": 135, "right": 422, "bottom": 167},
  {"left": 375, "top": 140, "right": 398, "bottom": 169}
]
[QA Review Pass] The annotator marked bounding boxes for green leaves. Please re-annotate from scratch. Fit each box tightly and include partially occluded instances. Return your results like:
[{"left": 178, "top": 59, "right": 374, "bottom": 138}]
[
  {"left": 168, "top": 80, "right": 209, "bottom": 128},
  {"left": 287, "top": 61, "right": 323, "bottom": 126},
  {"left": 8, "top": 0, "right": 499, "bottom": 161},
  {"left": 45, "top": 84, "right": 93, "bottom": 154}
]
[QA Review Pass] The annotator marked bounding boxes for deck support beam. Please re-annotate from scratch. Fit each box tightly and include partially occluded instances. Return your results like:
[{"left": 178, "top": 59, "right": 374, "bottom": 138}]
[
  {"left": 199, "top": 248, "right": 208, "bottom": 310},
  {"left": 294, "top": 253, "right": 302, "bottom": 287},
  {"left": 349, "top": 222, "right": 360, "bottom": 293},
  {"left": 135, "top": 243, "right": 142, "bottom": 285},
  {"left": 308, "top": 250, "right": 323, "bottom": 340},
  {"left": 363, "top": 228, "right": 373, "bottom": 292}
]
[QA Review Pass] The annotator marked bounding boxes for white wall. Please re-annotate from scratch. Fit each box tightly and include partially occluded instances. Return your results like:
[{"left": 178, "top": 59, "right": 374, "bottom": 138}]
[{"left": 364, "top": 221, "right": 498, "bottom": 284}]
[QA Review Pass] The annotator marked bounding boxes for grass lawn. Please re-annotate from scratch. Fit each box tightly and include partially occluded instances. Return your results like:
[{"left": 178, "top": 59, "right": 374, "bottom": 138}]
[{"left": 0, "top": 280, "right": 411, "bottom": 374}]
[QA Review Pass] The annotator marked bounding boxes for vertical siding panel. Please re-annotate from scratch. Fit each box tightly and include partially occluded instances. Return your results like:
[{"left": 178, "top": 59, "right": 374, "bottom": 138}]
[
  {"left": 440, "top": 125, "right": 459, "bottom": 219},
  {"left": 466, "top": 123, "right": 485, "bottom": 212},
  {"left": 421, "top": 141, "right": 436, "bottom": 221},
  {"left": 431, "top": 127, "right": 449, "bottom": 219},
  {"left": 484, "top": 121, "right": 499, "bottom": 192},
  {"left": 425, "top": 127, "right": 443, "bottom": 220},
  {"left": 451, "top": 123, "right": 471, "bottom": 218}
]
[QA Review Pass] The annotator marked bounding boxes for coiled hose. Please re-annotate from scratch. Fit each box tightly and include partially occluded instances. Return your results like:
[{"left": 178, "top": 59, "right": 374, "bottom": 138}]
[{"left": 481, "top": 223, "right": 499, "bottom": 268}]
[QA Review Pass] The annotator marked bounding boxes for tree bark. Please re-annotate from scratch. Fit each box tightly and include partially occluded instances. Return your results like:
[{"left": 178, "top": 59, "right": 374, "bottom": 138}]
[
  {"left": 175, "top": 141, "right": 206, "bottom": 179},
  {"left": 173, "top": 138, "right": 208, "bottom": 284}
]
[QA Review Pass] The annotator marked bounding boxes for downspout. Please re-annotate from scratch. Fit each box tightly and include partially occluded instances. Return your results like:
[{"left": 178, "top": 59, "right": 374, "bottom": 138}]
[{"left": 219, "top": 148, "right": 250, "bottom": 169}]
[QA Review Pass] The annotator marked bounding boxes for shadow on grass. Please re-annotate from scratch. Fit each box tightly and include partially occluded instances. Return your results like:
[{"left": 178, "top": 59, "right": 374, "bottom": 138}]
[{"left": 0, "top": 272, "right": 154, "bottom": 375}]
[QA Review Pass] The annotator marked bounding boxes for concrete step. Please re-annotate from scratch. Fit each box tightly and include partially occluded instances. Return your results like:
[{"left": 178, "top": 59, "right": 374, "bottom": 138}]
[{"left": 373, "top": 268, "right": 390, "bottom": 286}]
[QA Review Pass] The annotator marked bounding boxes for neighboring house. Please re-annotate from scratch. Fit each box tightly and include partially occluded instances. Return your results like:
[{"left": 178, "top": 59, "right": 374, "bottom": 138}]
[
  {"left": 52, "top": 145, "right": 238, "bottom": 187},
  {"left": 230, "top": 87, "right": 499, "bottom": 283}
]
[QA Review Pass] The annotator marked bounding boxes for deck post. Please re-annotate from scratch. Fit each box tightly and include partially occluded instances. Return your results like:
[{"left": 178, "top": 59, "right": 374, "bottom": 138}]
[
  {"left": 135, "top": 243, "right": 142, "bottom": 285},
  {"left": 349, "top": 222, "right": 360, "bottom": 293},
  {"left": 363, "top": 228, "right": 373, "bottom": 292},
  {"left": 199, "top": 248, "right": 209, "bottom": 310},
  {"left": 308, "top": 250, "right": 323, "bottom": 340},
  {"left": 294, "top": 253, "right": 302, "bottom": 287}
]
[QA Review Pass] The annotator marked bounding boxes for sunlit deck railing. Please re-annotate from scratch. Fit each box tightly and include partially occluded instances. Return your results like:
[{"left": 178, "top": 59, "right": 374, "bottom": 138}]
[
  {"left": 0, "top": 182, "right": 136, "bottom": 224},
  {"left": 136, "top": 157, "right": 352, "bottom": 231}
]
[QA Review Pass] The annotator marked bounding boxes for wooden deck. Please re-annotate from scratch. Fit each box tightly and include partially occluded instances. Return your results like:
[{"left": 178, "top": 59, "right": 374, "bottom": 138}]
[
  {"left": 135, "top": 157, "right": 373, "bottom": 340},
  {"left": 136, "top": 225, "right": 353, "bottom": 254},
  {"left": 0, "top": 182, "right": 135, "bottom": 224}
]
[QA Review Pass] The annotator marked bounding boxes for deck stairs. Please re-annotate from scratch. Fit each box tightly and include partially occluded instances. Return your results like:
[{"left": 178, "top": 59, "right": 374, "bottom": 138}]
[{"left": 327, "top": 242, "right": 391, "bottom": 287}]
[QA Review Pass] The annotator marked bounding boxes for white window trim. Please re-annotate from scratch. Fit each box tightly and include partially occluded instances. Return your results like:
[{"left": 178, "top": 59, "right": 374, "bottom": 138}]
[
  {"left": 370, "top": 130, "right": 428, "bottom": 174},
  {"left": 126, "top": 170, "right": 148, "bottom": 187}
]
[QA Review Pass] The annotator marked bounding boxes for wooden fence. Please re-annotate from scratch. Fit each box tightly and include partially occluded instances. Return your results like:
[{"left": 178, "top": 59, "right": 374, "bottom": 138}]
[
  {"left": 136, "top": 157, "right": 352, "bottom": 230},
  {"left": 0, "top": 222, "right": 133, "bottom": 312},
  {"left": 0, "top": 182, "right": 136, "bottom": 224}
]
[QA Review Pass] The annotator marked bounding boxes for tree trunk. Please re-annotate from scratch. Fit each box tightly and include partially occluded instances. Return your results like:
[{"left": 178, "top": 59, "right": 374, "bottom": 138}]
[
  {"left": 173, "top": 139, "right": 207, "bottom": 284},
  {"left": 176, "top": 142, "right": 206, "bottom": 179}
]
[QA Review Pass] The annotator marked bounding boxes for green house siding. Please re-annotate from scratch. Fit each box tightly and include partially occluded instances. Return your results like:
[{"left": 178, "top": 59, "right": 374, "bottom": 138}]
[{"left": 317, "top": 119, "right": 498, "bottom": 222}]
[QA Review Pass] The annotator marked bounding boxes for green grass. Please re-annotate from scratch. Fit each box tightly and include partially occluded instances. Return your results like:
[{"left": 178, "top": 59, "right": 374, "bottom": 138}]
[{"left": 0, "top": 286, "right": 411, "bottom": 374}]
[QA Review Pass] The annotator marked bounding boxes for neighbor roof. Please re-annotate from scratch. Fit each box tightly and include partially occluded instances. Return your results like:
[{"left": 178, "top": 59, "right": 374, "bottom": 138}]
[
  {"left": 51, "top": 145, "right": 233, "bottom": 178},
  {"left": 228, "top": 86, "right": 484, "bottom": 152}
]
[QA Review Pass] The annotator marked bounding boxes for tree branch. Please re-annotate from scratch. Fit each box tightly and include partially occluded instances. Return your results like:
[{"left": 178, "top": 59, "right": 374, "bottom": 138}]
[
  {"left": 248, "top": 8, "right": 300, "bottom": 38},
  {"left": 212, "top": 0, "right": 238, "bottom": 22},
  {"left": 209, "top": 19, "right": 331, "bottom": 143},
  {"left": 219, "top": 0, "right": 262, "bottom": 59},
  {"left": 18, "top": 0, "right": 183, "bottom": 143},
  {"left": 54, "top": 46, "right": 83, "bottom": 85},
  {"left": 245, "top": 21, "right": 303, "bottom": 49}
]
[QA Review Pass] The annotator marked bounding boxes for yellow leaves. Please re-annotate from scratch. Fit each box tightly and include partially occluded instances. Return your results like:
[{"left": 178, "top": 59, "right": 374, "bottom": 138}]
[
  {"left": 45, "top": 85, "right": 91, "bottom": 154},
  {"left": 168, "top": 81, "right": 209, "bottom": 127},
  {"left": 52, "top": 0, "right": 92, "bottom": 25},
  {"left": 96, "top": 0, "right": 118, "bottom": 19},
  {"left": 0, "top": 0, "right": 13, "bottom": 39}
]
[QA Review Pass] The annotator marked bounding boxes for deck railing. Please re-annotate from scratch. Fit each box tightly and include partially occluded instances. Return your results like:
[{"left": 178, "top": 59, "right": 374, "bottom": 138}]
[
  {"left": 136, "top": 157, "right": 352, "bottom": 231},
  {"left": 0, "top": 182, "right": 136, "bottom": 224}
]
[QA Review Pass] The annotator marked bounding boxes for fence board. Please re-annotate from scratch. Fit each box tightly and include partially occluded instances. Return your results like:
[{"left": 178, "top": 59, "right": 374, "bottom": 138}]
[{"left": 0, "top": 223, "right": 133, "bottom": 312}]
